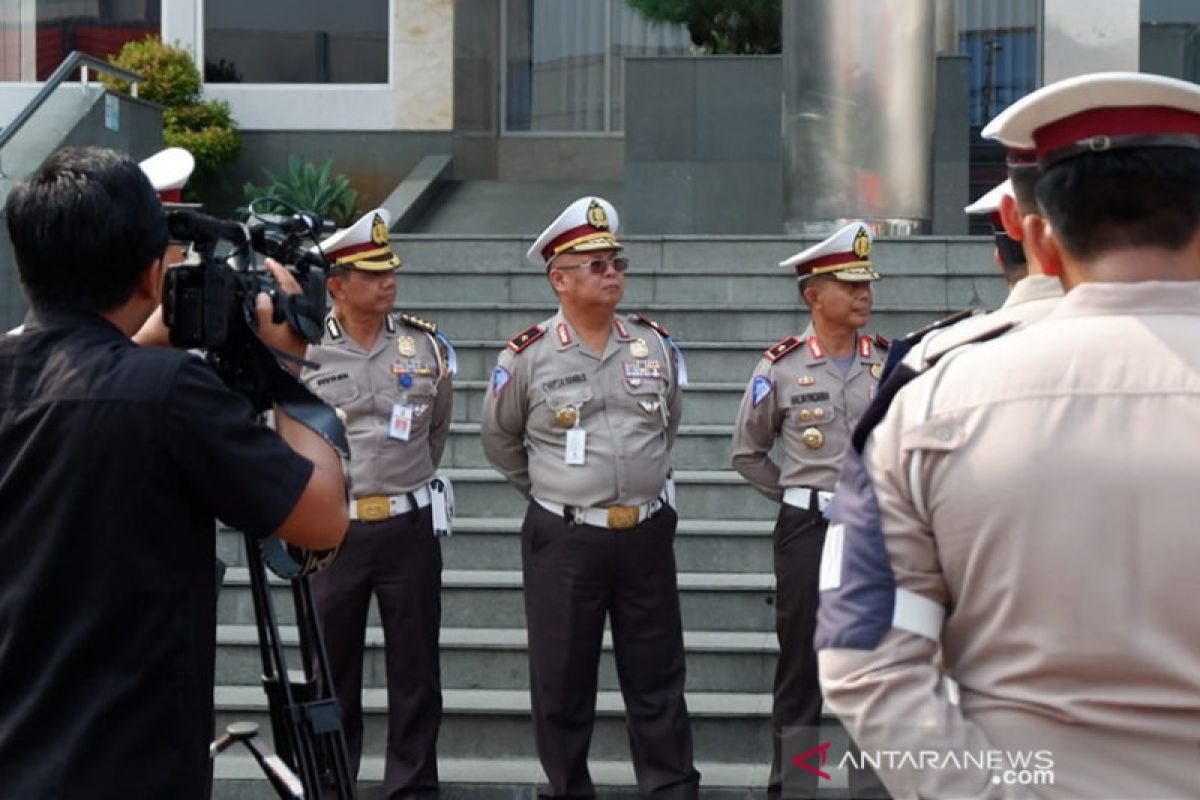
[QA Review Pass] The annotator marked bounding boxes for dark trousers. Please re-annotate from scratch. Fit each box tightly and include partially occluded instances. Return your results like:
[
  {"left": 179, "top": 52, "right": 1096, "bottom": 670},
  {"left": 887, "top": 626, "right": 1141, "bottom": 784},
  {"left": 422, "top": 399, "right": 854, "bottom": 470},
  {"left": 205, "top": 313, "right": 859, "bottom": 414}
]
[
  {"left": 767, "top": 502, "right": 889, "bottom": 800},
  {"left": 522, "top": 501, "right": 700, "bottom": 799},
  {"left": 768, "top": 502, "right": 828, "bottom": 799},
  {"left": 311, "top": 507, "right": 443, "bottom": 799}
]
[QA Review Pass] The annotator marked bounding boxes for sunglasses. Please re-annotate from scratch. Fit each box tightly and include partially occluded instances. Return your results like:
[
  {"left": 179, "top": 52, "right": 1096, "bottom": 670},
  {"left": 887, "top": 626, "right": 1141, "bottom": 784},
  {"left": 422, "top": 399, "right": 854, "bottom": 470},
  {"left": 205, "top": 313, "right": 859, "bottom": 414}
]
[{"left": 554, "top": 256, "right": 630, "bottom": 275}]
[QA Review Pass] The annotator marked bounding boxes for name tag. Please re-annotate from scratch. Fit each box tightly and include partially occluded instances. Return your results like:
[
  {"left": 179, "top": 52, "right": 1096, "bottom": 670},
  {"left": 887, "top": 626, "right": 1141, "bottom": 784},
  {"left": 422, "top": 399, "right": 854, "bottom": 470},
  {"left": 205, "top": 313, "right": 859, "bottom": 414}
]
[
  {"left": 389, "top": 403, "right": 414, "bottom": 441},
  {"left": 565, "top": 428, "right": 587, "bottom": 465}
]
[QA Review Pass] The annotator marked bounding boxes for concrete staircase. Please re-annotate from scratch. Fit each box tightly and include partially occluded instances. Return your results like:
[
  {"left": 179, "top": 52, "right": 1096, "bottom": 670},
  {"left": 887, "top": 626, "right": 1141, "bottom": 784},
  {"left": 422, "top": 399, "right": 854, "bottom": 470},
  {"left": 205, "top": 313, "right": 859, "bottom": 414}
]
[{"left": 211, "top": 233, "right": 1000, "bottom": 798}]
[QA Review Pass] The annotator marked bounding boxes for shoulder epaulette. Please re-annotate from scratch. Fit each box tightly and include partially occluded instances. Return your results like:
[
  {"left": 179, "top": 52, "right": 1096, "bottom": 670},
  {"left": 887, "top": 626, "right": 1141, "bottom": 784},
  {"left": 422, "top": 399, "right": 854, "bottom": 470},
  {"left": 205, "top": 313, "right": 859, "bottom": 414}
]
[
  {"left": 900, "top": 308, "right": 980, "bottom": 346},
  {"left": 874, "top": 333, "right": 890, "bottom": 350},
  {"left": 507, "top": 324, "right": 545, "bottom": 354},
  {"left": 764, "top": 335, "right": 803, "bottom": 362},
  {"left": 400, "top": 313, "right": 437, "bottom": 335},
  {"left": 632, "top": 313, "right": 670, "bottom": 338},
  {"left": 924, "top": 319, "right": 1019, "bottom": 368}
]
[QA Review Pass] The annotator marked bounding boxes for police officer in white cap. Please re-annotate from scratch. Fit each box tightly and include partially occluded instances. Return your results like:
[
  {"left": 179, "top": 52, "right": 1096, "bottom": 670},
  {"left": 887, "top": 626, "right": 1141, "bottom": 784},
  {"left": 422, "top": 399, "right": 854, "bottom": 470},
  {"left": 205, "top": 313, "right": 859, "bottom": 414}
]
[
  {"left": 480, "top": 197, "right": 699, "bottom": 799},
  {"left": 303, "top": 208, "right": 455, "bottom": 797},
  {"left": 818, "top": 72, "right": 1200, "bottom": 798},
  {"left": 730, "top": 220, "right": 887, "bottom": 798}
]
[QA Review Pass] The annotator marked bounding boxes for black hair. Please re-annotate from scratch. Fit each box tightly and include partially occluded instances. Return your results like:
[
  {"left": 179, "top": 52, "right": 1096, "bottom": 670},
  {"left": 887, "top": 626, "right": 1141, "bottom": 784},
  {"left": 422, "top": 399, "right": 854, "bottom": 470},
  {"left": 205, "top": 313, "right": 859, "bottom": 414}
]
[
  {"left": 1008, "top": 163, "right": 1039, "bottom": 216},
  {"left": 5, "top": 146, "right": 168, "bottom": 313},
  {"left": 1035, "top": 147, "right": 1200, "bottom": 261},
  {"left": 994, "top": 233, "right": 1028, "bottom": 281}
]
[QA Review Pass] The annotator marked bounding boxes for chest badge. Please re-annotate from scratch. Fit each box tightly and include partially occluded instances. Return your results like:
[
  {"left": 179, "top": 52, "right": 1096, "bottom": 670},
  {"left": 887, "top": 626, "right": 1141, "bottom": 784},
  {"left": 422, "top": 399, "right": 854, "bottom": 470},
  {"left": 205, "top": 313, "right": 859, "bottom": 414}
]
[
  {"left": 870, "top": 363, "right": 883, "bottom": 380},
  {"left": 797, "top": 375, "right": 816, "bottom": 386},
  {"left": 555, "top": 406, "right": 580, "bottom": 428},
  {"left": 630, "top": 338, "right": 649, "bottom": 358},
  {"left": 398, "top": 336, "right": 417, "bottom": 358},
  {"left": 802, "top": 427, "right": 825, "bottom": 450}
]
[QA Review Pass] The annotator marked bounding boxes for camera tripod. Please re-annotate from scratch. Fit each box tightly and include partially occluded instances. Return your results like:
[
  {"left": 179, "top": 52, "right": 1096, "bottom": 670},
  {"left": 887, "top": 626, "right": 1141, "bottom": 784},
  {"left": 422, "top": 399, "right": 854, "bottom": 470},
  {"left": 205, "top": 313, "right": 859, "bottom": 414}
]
[{"left": 211, "top": 533, "right": 356, "bottom": 799}]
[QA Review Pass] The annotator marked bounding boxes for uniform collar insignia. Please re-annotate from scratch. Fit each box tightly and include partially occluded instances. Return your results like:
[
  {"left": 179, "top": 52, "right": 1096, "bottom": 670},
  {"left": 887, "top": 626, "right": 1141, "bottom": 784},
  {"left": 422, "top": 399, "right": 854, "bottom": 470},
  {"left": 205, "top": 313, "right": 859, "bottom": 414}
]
[{"left": 326, "top": 314, "right": 344, "bottom": 341}]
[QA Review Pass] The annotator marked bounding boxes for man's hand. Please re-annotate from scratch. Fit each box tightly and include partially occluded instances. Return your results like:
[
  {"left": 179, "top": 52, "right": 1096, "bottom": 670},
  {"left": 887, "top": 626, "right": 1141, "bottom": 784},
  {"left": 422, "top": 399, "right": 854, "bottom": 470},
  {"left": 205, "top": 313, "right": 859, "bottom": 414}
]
[{"left": 256, "top": 258, "right": 308, "bottom": 370}]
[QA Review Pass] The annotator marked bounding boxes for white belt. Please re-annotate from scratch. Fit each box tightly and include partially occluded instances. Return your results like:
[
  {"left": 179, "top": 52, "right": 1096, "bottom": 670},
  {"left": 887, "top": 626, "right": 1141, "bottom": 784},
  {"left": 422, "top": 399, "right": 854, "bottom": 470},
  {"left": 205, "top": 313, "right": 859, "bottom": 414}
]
[
  {"left": 350, "top": 485, "right": 432, "bottom": 521},
  {"left": 534, "top": 495, "right": 666, "bottom": 530},
  {"left": 783, "top": 486, "right": 833, "bottom": 513}
]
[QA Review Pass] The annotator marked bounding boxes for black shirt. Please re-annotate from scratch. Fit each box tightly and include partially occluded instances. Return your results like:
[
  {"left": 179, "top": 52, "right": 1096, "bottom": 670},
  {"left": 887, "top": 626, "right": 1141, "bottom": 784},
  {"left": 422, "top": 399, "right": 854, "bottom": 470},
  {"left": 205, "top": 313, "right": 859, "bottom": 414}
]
[{"left": 0, "top": 311, "right": 313, "bottom": 798}]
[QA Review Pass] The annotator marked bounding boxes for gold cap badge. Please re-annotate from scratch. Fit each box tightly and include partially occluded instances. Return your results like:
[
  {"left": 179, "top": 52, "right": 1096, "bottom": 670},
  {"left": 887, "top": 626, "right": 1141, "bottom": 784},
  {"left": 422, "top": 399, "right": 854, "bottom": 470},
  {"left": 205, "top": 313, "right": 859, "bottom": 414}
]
[
  {"left": 853, "top": 227, "right": 871, "bottom": 259},
  {"left": 586, "top": 199, "right": 609, "bottom": 230},
  {"left": 371, "top": 214, "right": 390, "bottom": 246}
]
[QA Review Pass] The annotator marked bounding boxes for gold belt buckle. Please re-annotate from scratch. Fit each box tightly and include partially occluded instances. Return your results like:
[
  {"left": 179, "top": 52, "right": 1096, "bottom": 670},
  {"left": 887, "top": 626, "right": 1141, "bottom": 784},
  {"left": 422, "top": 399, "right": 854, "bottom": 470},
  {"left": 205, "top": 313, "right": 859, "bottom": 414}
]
[
  {"left": 606, "top": 505, "right": 640, "bottom": 530},
  {"left": 356, "top": 495, "right": 390, "bottom": 522}
]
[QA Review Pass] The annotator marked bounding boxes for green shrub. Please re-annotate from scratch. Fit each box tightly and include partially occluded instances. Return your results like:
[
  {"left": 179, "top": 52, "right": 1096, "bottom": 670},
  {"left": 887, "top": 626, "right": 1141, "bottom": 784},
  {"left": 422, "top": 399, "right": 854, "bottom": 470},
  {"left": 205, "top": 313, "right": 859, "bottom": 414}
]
[
  {"left": 103, "top": 35, "right": 200, "bottom": 107},
  {"left": 242, "top": 156, "right": 359, "bottom": 228},
  {"left": 104, "top": 37, "right": 241, "bottom": 185}
]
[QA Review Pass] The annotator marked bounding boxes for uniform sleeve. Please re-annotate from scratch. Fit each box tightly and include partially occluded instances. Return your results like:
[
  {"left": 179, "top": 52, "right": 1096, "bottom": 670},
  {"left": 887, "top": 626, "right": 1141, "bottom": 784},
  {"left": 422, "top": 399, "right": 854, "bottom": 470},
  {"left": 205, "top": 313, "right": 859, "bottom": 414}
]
[
  {"left": 428, "top": 362, "right": 454, "bottom": 470},
  {"left": 816, "top": 378, "right": 1012, "bottom": 798},
  {"left": 480, "top": 348, "right": 531, "bottom": 496},
  {"left": 665, "top": 338, "right": 683, "bottom": 449},
  {"left": 164, "top": 357, "right": 314, "bottom": 538},
  {"left": 730, "top": 358, "right": 784, "bottom": 502}
]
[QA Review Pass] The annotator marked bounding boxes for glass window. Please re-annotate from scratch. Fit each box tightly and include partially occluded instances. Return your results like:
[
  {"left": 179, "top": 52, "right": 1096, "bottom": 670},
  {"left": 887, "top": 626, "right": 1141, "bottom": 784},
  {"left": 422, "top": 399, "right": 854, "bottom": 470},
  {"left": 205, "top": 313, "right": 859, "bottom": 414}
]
[
  {"left": 32, "top": 0, "right": 160, "bottom": 80},
  {"left": 958, "top": 0, "right": 1041, "bottom": 234},
  {"left": 504, "top": 0, "right": 691, "bottom": 134},
  {"left": 1141, "top": 0, "right": 1200, "bottom": 82},
  {"left": 204, "top": 0, "right": 388, "bottom": 84}
]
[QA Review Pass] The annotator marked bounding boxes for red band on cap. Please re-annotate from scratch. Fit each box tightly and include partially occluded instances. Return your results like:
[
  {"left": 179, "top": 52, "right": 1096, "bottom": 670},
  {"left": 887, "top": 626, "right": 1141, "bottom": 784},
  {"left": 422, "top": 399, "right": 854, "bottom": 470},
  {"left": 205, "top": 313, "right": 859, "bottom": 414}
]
[
  {"left": 159, "top": 188, "right": 182, "bottom": 203},
  {"left": 988, "top": 211, "right": 1002, "bottom": 228},
  {"left": 1034, "top": 106, "right": 1200, "bottom": 157},
  {"left": 542, "top": 223, "right": 608, "bottom": 262},
  {"left": 330, "top": 241, "right": 392, "bottom": 262},
  {"left": 796, "top": 251, "right": 861, "bottom": 276}
]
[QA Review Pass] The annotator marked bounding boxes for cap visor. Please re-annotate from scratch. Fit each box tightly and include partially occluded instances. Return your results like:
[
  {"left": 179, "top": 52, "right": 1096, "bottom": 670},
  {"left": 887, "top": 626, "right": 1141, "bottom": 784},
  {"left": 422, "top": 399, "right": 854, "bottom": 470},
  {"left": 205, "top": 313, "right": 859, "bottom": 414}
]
[
  {"left": 832, "top": 267, "right": 880, "bottom": 282},
  {"left": 566, "top": 238, "right": 622, "bottom": 254}
]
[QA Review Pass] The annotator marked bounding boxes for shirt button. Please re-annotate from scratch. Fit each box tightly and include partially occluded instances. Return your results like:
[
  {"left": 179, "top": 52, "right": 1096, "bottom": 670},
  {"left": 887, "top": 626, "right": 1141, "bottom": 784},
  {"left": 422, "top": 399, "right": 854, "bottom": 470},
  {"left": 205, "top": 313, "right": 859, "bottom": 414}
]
[{"left": 935, "top": 426, "right": 953, "bottom": 442}]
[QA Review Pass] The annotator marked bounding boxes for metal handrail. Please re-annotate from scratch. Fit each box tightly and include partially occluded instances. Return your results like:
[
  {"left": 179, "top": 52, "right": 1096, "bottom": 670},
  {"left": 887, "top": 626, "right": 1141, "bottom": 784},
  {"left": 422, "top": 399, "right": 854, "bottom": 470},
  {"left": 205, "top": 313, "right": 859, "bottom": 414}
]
[{"left": 0, "top": 51, "right": 144, "bottom": 175}]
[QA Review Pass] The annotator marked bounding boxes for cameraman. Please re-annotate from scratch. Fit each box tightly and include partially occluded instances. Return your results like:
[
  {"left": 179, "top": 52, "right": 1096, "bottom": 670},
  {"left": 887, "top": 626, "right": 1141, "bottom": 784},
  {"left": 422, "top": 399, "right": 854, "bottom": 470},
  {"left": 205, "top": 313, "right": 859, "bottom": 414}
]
[{"left": 0, "top": 146, "right": 348, "bottom": 798}]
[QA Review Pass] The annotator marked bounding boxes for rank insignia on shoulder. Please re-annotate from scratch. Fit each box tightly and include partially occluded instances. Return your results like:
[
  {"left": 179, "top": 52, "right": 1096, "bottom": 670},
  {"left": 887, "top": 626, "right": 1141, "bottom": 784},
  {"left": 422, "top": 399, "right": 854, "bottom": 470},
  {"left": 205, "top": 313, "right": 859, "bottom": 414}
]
[
  {"left": 507, "top": 324, "right": 545, "bottom": 353},
  {"left": 874, "top": 333, "right": 890, "bottom": 350},
  {"left": 325, "top": 316, "right": 344, "bottom": 341},
  {"left": 400, "top": 313, "right": 437, "bottom": 334},
  {"left": 632, "top": 314, "right": 670, "bottom": 338},
  {"left": 764, "top": 335, "right": 803, "bottom": 362}
]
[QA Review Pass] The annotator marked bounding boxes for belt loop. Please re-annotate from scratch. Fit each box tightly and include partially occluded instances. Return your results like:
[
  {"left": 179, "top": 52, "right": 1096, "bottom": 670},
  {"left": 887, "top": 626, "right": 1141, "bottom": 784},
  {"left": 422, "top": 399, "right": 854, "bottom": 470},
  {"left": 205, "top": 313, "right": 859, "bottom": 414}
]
[
  {"left": 406, "top": 491, "right": 418, "bottom": 515},
  {"left": 810, "top": 490, "right": 821, "bottom": 513},
  {"left": 563, "top": 505, "right": 576, "bottom": 525}
]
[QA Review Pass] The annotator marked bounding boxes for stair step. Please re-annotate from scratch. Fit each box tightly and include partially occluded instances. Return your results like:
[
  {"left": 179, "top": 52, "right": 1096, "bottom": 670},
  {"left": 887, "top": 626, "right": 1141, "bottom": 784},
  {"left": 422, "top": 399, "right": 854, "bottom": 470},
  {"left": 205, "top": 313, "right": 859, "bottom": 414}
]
[
  {"left": 218, "top": 568, "right": 777, "bottom": 631},
  {"left": 214, "top": 687, "right": 774, "bottom": 762},
  {"left": 219, "top": 517, "right": 777, "bottom": 573},
  {"left": 215, "top": 625, "right": 779, "bottom": 693}
]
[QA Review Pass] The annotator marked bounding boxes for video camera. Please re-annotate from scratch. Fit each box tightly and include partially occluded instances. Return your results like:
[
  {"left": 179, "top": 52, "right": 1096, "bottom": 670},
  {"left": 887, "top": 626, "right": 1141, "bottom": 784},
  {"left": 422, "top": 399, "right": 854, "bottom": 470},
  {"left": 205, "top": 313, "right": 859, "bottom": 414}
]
[{"left": 162, "top": 199, "right": 336, "bottom": 411}]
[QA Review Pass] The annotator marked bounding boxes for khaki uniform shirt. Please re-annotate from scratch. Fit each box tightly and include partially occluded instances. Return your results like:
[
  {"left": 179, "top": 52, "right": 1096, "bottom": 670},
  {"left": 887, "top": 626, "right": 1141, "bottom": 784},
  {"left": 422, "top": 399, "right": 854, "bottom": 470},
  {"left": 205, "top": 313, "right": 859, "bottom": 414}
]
[
  {"left": 818, "top": 282, "right": 1200, "bottom": 798},
  {"left": 303, "top": 312, "right": 453, "bottom": 496},
  {"left": 480, "top": 309, "right": 682, "bottom": 507},
  {"left": 902, "top": 274, "right": 1064, "bottom": 371},
  {"left": 731, "top": 324, "right": 886, "bottom": 500}
]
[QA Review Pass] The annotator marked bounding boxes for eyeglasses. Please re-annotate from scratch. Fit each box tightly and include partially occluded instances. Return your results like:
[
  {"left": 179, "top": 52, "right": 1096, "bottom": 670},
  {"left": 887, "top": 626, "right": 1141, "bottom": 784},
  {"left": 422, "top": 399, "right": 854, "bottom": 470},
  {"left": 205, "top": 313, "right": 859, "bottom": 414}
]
[{"left": 553, "top": 256, "right": 630, "bottom": 275}]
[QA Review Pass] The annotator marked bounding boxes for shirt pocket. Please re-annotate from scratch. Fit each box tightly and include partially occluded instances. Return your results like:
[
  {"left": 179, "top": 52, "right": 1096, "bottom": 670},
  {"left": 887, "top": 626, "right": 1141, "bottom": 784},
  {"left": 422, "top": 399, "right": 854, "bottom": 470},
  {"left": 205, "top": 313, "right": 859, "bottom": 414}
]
[
  {"left": 540, "top": 383, "right": 594, "bottom": 428},
  {"left": 787, "top": 396, "right": 838, "bottom": 427},
  {"left": 308, "top": 371, "right": 361, "bottom": 408}
]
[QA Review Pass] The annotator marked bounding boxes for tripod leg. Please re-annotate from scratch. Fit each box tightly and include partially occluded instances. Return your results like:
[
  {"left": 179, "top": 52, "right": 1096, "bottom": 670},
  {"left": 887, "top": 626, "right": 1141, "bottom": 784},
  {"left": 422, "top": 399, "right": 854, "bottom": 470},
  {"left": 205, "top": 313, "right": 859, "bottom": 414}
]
[{"left": 295, "top": 575, "right": 356, "bottom": 798}]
